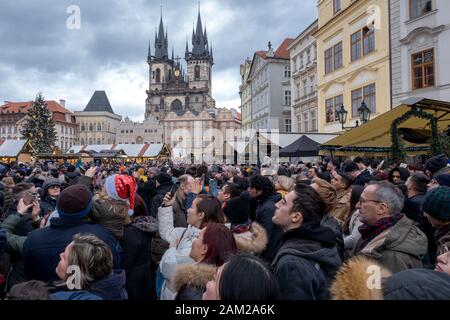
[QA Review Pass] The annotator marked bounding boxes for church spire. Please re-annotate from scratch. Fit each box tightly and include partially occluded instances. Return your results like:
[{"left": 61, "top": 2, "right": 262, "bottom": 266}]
[
  {"left": 154, "top": 6, "right": 169, "bottom": 60},
  {"left": 192, "top": 2, "right": 209, "bottom": 56},
  {"left": 147, "top": 40, "right": 152, "bottom": 62}
]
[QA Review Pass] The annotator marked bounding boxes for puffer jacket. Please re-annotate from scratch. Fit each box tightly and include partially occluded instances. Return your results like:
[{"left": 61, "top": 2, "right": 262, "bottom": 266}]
[
  {"left": 354, "top": 215, "right": 428, "bottom": 273},
  {"left": 157, "top": 205, "right": 200, "bottom": 300},
  {"left": 233, "top": 222, "right": 268, "bottom": 255}
]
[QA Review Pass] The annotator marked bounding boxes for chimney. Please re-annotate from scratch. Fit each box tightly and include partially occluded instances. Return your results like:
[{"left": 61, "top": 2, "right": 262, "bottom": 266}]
[{"left": 59, "top": 99, "right": 66, "bottom": 107}]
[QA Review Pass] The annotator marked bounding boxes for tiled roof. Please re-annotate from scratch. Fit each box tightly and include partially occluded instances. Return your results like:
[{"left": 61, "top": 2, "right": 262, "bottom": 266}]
[
  {"left": 0, "top": 100, "right": 74, "bottom": 114},
  {"left": 255, "top": 38, "right": 295, "bottom": 60}
]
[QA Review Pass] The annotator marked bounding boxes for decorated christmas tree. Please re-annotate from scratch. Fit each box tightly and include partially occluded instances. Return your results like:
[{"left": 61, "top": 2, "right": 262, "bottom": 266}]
[{"left": 21, "top": 93, "right": 57, "bottom": 153}]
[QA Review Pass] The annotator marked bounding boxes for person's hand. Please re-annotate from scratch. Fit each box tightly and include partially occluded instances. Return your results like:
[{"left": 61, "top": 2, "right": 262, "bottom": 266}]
[
  {"left": 31, "top": 200, "right": 41, "bottom": 220},
  {"left": 162, "top": 192, "right": 176, "bottom": 207},
  {"left": 17, "top": 198, "right": 34, "bottom": 215},
  {"left": 85, "top": 167, "right": 96, "bottom": 178},
  {"left": 192, "top": 178, "right": 203, "bottom": 194}
]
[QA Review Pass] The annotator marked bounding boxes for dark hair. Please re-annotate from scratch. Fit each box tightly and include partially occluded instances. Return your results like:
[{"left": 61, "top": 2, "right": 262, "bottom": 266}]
[
  {"left": 196, "top": 195, "right": 225, "bottom": 227},
  {"left": 7, "top": 280, "right": 52, "bottom": 300},
  {"left": 219, "top": 254, "right": 280, "bottom": 300},
  {"left": 353, "top": 157, "right": 364, "bottom": 164},
  {"left": 408, "top": 172, "right": 429, "bottom": 194},
  {"left": 202, "top": 223, "right": 237, "bottom": 266},
  {"left": 249, "top": 175, "right": 276, "bottom": 199},
  {"left": 12, "top": 182, "right": 34, "bottom": 196},
  {"left": 338, "top": 172, "right": 353, "bottom": 189},
  {"left": 223, "top": 182, "right": 241, "bottom": 198},
  {"left": 196, "top": 165, "right": 208, "bottom": 178},
  {"left": 186, "top": 166, "right": 197, "bottom": 177},
  {"left": 291, "top": 184, "right": 326, "bottom": 223}
]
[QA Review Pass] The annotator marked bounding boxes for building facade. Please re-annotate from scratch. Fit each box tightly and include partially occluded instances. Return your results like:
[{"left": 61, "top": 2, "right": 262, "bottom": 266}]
[
  {"left": 74, "top": 91, "right": 122, "bottom": 145},
  {"left": 288, "top": 19, "right": 319, "bottom": 133},
  {"left": 239, "top": 58, "right": 253, "bottom": 132},
  {"left": 116, "top": 115, "right": 163, "bottom": 145},
  {"left": 315, "top": 0, "right": 391, "bottom": 133},
  {"left": 391, "top": 0, "right": 450, "bottom": 106},
  {"left": 0, "top": 100, "right": 78, "bottom": 151},
  {"left": 247, "top": 39, "right": 294, "bottom": 133}
]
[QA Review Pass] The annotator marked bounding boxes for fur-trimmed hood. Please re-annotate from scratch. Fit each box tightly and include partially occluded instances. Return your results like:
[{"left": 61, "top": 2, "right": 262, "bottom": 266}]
[
  {"left": 330, "top": 256, "right": 392, "bottom": 300},
  {"left": 234, "top": 222, "right": 268, "bottom": 255},
  {"left": 172, "top": 263, "right": 217, "bottom": 293}
]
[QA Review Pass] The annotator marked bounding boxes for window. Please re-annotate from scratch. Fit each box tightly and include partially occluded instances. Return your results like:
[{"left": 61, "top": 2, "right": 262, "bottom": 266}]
[
  {"left": 296, "top": 83, "right": 301, "bottom": 99},
  {"left": 333, "top": 0, "right": 341, "bottom": 14},
  {"left": 293, "top": 60, "right": 297, "bottom": 72},
  {"left": 303, "top": 80, "right": 308, "bottom": 97},
  {"left": 325, "top": 48, "right": 333, "bottom": 74},
  {"left": 299, "top": 55, "right": 304, "bottom": 69},
  {"left": 284, "top": 65, "right": 291, "bottom": 78},
  {"left": 89, "top": 124, "right": 93, "bottom": 131},
  {"left": 325, "top": 94, "right": 343, "bottom": 123},
  {"left": 333, "top": 42, "right": 343, "bottom": 69},
  {"left": 97, "top": 124, "right": 101, "bottom": 131},
  {"left": 311, "top": 110, "right": 317, "bottom": 131},
  {"left": 194, "top": 65, "right": 200, "bottom": 80},
  {"left": 310, "top": 76, "right": 316, "bottom": 93},
  {"left": 155, "top": 68, "right": 161, "bottom": 83},
  {"left": 121, "top": 130, "right": 124, "bottom": 133},
  {"left": 97, "top": 138, "right": 101, "bottom": 144},
  {"left": 351, "top": 31, "right": 362, "bottom": 61},
  {"left": 284, "top": 90, "right": 291, "bottom": 106},
  {"left": 8, "top": 126, "right": 11, "bottom": 134},
  {"left": 352, "top": 83, "right": 376, "bottom": 117},
  {"left": 14, "top": 127, "right": 17, "bottom": 134},
  {"left": 303, "top": 112, "right": 309, "bottom": 132},
  {"left": 412, "top": 49, "right": 435, "bottom": 90},
  {"left": 306, "top": 49, "right": 311, "bottom": 65},
  {"left": 285, "top": 119, "right": 292, "bottom": 133},
  {"left": 410, "top": 0, "right": 432, "bottom": 19},
  {"left": 352, "top": 27, "right": 375, "bottom": 61}
]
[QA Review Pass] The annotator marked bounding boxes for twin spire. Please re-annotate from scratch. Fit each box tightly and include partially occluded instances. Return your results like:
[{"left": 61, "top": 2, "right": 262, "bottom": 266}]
[{"left": 148, "top": 4, "right": 213, "bottom": 63}]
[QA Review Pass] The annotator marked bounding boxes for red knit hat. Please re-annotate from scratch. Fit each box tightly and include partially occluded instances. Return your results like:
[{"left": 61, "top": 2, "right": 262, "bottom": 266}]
[{"left": 105, "top": 174, "right": 137, "bottom": 216}]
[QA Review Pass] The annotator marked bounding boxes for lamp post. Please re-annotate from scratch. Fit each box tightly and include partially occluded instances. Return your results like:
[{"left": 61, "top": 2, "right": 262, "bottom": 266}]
[
  {"left": 337, "top": 101, "right": 371, "bottom": 130},
  {"left": 256, "top": 130, "right": 261, "bottom": 168}
]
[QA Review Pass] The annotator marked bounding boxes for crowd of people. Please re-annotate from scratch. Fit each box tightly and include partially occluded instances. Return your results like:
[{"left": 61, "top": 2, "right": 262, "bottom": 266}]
[{"left": 0, "top": 153, "right": 449, "bottom": 300}]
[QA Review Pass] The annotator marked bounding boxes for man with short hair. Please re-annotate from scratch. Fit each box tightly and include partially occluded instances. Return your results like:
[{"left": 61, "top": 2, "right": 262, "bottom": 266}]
[
  {"left": 353, "top": 181, "right": 427, "bottom": 273},
  {"left": 344, "top": 161, "right": 372, "bottom": 186},
  {"left": 217, "top": 182, "right": 241, "bottom": 205},
  {"left": 425, "top": 154, "right": 450, "bottom": 179},
  {"left": 272, "top": 184, "right": 341, "bottom": 300}
]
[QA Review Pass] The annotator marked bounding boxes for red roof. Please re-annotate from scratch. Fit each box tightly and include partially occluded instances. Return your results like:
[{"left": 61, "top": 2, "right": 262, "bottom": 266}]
[
  {"left": 255, "top": 38, "right": 295, "bottom": 60},
  {"left": 0, "top": 100, "right": 73, "bottom": 115}
]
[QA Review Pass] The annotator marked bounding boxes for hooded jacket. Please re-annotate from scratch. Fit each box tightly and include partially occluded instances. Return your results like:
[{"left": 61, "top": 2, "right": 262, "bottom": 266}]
[
  {"left": 255, "top": 192, "right": 283, "bottom": 262},
  {"left": 272, "top": 222, "right": 342, "bottom": 300},
  {"left": 331, "top": 256, "right": 450, "bottom": 300},
  {"left": 172, "top": 263, "right": 216, "bottom": 300},
  {"left": 51, "top": 270, "right": 128, "bottom": 300},
  {"left": 121, "top": 216, "right": 157, "bottom": 300},
  {"left": 354, "top": 215, "right": 428, "bottom": 273}
]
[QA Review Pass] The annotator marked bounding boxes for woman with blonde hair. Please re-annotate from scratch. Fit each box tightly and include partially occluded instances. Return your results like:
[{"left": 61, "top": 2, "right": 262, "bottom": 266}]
[{"left": 274, "top": 175, "right": 295, "bottom": 198}]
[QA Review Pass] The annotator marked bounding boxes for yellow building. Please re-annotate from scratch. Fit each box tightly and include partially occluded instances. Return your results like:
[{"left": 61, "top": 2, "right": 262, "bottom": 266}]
[{"left": 315, "top": 0, "right": 391, "bottom": 133}]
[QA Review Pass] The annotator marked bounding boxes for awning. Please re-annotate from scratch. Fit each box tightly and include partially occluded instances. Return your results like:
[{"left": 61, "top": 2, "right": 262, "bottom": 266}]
[
  {"left": 279, "top": 135, "right": 320, "bottom": 157},
  {"left": 320, "top": 97, "right": 450, "bottom": 155},
  {"left": 0, "top": 139, "right": 31, "bottom": 157}
]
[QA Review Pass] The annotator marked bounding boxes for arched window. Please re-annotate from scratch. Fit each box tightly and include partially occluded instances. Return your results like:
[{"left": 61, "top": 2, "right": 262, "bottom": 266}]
[
  {"left": 155, "top": 68, "right": 161, "bottom": 83},
  {"left": 81, "top": 138, "right": 85, "bottom": 145},
  {"left": 194, "top": 65, "right": 200, "bottom": 80},
  {"left": 97, "top": 123, "right": 101, "bottom": 131},
  {"left": 88, "top": 138, "right": 92, "bottom": 144},
  {"left": 97, "top": 138, "right": 101, "bottom": 144},
  {"left": 89, "top": 124, "right": 93, "bottom": 131},
  {"left": 81, "top": 124, "right": 85, "bottom": 131},
  {"left": 170, "top": 99, "right": 183, "bottom": 112}
]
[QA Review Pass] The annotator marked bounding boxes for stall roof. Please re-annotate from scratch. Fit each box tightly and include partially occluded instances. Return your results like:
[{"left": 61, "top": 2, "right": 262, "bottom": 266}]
[
  {"left": 66, "top": 143, "right": 168, "bottom": 158},
  {"left": 0, "top": 139, "right": 29, "bottom": 157},
  {"left": 321, "top": 98, "right": 450, "bottom": 153},
  {"left": 260, "top": 132, "right": 338, "bottom": 148},
  {"left": 142, "top": 144, "right": 166, "bottom": 158},
  {"left": 279, "top": 135, "right": 321, "bottom": 157}
]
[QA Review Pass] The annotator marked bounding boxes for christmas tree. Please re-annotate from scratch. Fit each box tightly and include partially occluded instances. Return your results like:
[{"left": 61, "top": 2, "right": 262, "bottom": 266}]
[{"left": 21, "top": 93, "right": 57, "bottom": 153}]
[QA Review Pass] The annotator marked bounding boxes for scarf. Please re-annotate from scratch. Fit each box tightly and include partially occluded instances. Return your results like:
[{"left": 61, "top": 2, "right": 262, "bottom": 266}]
[
  {"left": 358, "top": 214, "right": 403, "bottom": 251},
  {"left": 231, "top": 219, "right": 251, "bottom": 234}
]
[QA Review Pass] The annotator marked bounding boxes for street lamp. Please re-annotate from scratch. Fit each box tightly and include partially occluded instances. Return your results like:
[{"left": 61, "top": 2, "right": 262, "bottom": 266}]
[
  {"left": 337, "top": 101, "right": 371, "bottom": 130},
  {"left": 256, "top": 130, "right": 261, "bottom": 167},
  {"left": 358, "top": 101, "right": 371, "bottom": 124}
]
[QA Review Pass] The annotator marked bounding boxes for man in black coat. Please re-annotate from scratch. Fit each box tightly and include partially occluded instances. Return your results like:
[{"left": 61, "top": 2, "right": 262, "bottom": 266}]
[
  {"left": 22, "top": 185, "right": 121, "bottom": 283},
  {"left": 271, "top": 184, "right": 342, "bottom": 300},
  {"left": 248, "top": 175, "right": 283, "bottom": 262},
  {"left": 149, "top": 173, "right": 174, "bottom": 217}
]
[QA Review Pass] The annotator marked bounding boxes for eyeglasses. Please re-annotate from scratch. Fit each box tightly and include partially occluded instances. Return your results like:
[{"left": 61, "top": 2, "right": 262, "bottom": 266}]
[{"left": 359, "top": 197, "right": 384, "bottom": 205}]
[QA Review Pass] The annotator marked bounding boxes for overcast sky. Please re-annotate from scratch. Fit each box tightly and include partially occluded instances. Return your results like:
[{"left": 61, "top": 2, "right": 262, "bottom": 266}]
[{"left": 0, "top": 0, "right": 317, "bottom": 121}]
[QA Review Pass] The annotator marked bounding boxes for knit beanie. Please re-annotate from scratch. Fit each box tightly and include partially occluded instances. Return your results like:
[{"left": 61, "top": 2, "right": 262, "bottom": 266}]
[
  {"left": 422, "top": 186, "right": 450, "bottom": 221},
  {"left": 105, "top": 174, "right": 137, "bottom": 216},
  {"left": 425, "top": 154, "right": 448, "bottom": 174},
  {"left": 223, "top": 193, "right": 251, "bottom": 224},
  {"left": 56, "top": 185, "right": 93, "bottom": 220},
  {"left": 435, "top": 174, "right": 450, "bottom": 188},
  {"left": 43, "top": 178, "right": 61, "bottom": 193}
]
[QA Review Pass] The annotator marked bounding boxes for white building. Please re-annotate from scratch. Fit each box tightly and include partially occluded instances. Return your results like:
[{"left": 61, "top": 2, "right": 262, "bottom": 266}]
[
  {"left": 288, "top": 20, "right": 319, "bottom": 132},
  {"left": 391, "top": 0, "right": 450, "bottom": 106},
  {"left": 116, "top": 116, "right": 163, "bottom": 144},
  {"left": 247, "top": 39, "right": 295, "bottom": 133},
  {"left": 239, "top": 58, "right": 253, "bottom": 131}
]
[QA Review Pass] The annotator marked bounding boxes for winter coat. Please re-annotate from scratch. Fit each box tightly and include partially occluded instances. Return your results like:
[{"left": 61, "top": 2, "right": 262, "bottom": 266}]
[
  {"left": 344, "top": 210, "right": 362, "bottom": 252},
  {"left": 255, "top": 192, "right": 283, "bottom": 262},
  {"left": 137, "top": 179, "right": 157, "bottom": 213},
  {"left": 0, "top": 182, "right": 13, "bottom": 221},
  {"left": 331, "top": 256, "right": 450, "bottom": 300},
  {"left": 353, "top": 215, "right": 428, "bottom": 273},
  {"left": 321, "top": 215, "right": 345, "bottom": 261},
  {"left": 39, "top": 194, "right": 57, "bottom": 218},
  {"left": 233, "top": 222, "right": 268, "bottom": 255},
  {"left": 331, "top": 190, "right": 351, "bottom": 224},
  {"left": 121, "top": 217, "right": 157, "bottom": 300},
  {"left": 172, "top": 263, "right": 216, "bottom": 300},
  {"left": 354, "top": 170, "right": 372, "bottom": 186},
  {"left": 432, "top": 166, "right": 450, "bottom": 178},
  {"left": 157, "top": 205, "right": 200, "bottom": 300},
  {"left": 0, "top": 228, "right": 5, "bottom": 254},
  {"left": 150, "top": 182, "right": 174, "bottom": 218},
  {"left": 22, "top": 217, "right": 122, "bottom": 283},
  {"left": 51, "top": 270, "right": 128, "bottom": 300},
  {"left": 272, "top": 223, "right": 342, "bottom": 300}
]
